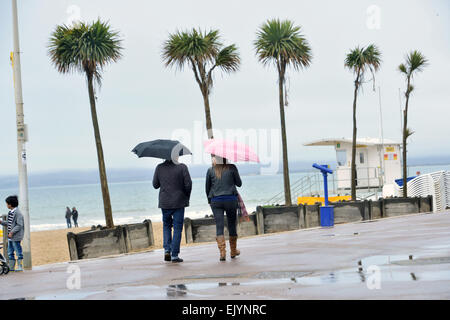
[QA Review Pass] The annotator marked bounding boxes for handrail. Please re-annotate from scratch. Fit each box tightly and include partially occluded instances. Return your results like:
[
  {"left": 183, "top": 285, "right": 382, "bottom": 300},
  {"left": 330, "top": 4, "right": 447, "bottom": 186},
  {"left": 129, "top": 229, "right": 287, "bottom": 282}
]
[{"left": 264, "top": 166, "right": 383, "bottom": 205}]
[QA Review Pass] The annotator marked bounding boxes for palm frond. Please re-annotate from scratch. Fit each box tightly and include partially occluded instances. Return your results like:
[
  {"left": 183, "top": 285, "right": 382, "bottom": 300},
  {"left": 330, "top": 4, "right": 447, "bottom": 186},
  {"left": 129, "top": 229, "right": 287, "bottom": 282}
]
[
  {"left": 254, "top": 18, "right": 312, "bottom": 71},
  {"left": 162, "top": 28, "right": 222, "bottom": 70},
  {"left": 345, "top": 44, "right": 382, "bottom": 75},
  {"left": 215, "top": 44, "right": 240, "bottom": 73},
  {"left": 162, "top": 27, "right": 240, "bottom": 93},
  {"left": 398, "top": 63, "right": 407, "bottom": 74},
  {"left": 406, "top": 50, "right": 428, "bottom": 76},
  {"left": 48, "top": 19, "right": 123, "bottom": 86},
  {"left": 405, "top": 127, "right": 415, "bottom": 139}
]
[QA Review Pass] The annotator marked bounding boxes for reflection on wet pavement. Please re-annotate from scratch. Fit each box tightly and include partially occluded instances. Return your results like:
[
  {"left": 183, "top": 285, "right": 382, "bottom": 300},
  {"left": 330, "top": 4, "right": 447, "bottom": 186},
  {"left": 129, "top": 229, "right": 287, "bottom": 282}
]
[
  {"left": 165, "top": 253, "right": 450, "bottom": 294},
  {"left": 167, "top": 284, "right": 187, "bottom": 297}
]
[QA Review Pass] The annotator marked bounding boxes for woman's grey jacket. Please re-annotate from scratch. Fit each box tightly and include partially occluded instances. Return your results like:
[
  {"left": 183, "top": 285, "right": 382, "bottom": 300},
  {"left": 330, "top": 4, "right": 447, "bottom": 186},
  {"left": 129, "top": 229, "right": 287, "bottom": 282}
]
[{"left": 205, "top": 164, "right": 242, "bottom": 203}]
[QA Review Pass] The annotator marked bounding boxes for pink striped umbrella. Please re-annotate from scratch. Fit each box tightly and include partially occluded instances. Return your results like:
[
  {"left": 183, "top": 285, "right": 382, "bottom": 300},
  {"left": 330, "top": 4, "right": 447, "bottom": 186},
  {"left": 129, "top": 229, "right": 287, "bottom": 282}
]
[{"left": 203, "top": 139, "right": 260, "bottom": 163}]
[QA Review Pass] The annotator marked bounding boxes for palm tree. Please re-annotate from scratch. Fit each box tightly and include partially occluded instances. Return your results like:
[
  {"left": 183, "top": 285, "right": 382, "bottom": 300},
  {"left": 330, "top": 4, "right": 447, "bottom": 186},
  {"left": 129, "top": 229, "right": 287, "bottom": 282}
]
[
  {"left": 162, "top": 29, "right": 240, "bottom": 139},
  {"left": 48, "top": 20, "right": 122, "bottom": 228},
  {"left": 254, "top": 19, "right": 312, "bottom": 206},
  {"left": 345, "top": 45, "right": 381, "bottom": 201},
  {"left": 398, "top": 50, "right": 428, "bottom": 197}
]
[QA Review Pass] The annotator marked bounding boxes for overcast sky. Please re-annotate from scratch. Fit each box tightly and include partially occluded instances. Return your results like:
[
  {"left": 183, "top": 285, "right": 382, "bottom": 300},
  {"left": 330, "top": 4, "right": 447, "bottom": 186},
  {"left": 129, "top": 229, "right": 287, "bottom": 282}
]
[{"left": 0, "top": 0, "right": 449, "bottom": 175}]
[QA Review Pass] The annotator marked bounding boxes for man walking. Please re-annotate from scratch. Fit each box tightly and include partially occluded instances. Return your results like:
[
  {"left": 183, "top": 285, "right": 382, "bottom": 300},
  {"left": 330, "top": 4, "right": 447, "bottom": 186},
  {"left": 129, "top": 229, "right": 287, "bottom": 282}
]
[
  {"left": 65, "top": 207, "right": 72, "bottom": 228},
  {"left": 0, "top": 196, "right": 25, "bottom": 272},
  {"left": 153, "top": 158, "right": 192, "bottom": 263}
]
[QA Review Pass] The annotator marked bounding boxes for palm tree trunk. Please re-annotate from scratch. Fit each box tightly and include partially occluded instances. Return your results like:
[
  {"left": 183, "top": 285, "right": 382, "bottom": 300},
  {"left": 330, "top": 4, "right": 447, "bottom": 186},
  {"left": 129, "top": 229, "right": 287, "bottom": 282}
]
[
  {"left": 402, "top": 77, "right": 411, "bottom": 198},
  {"left": 402, "top": 110, "right": 408, "bottom": 197},
  {"left": 202, "top": 90, "right": 214, "bottom": 139},
  {"left": 87, "top": 75, "right": 114, "bottom": 228},
  {"left": 351, "top": 72, "right": 360, "bottom": 201},
  {"left": 278, "top": 71, "right": 292, "bottom": 206}
]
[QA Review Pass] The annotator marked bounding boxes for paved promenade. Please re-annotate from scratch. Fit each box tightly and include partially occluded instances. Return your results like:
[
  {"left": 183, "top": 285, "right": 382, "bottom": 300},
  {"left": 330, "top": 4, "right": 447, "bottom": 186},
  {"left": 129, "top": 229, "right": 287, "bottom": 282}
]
[{"left": 1, "top": 211, "right": 449, "bottom": 300}]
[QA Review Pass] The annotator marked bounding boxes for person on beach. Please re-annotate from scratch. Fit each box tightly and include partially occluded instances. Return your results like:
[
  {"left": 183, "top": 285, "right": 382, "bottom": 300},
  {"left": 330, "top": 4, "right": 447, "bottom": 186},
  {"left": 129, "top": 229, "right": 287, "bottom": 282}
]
[
  {"left": 153, "top": 157, "right": 192, "bottom": 263},
  {"left": 0, "top": 196, "right": 25, "bottom": 272},
  {"left": 205, "top": 156, "right": 242, "bottom": 261},
  {"left": 65, "top": 207, "right": 72, "bottom": 228},
  {"left": 71, "top": 207, "right": 79, "bottom": 228}
]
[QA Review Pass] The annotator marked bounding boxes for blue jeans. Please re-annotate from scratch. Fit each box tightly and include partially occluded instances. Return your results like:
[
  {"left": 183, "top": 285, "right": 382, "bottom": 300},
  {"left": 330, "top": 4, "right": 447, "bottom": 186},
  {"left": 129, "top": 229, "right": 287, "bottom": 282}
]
[
  {"left": 66, "top": 218, "right": 72, "bottom": 228},
  {"left": 8, "top": 240, "right": 23, "bottom": 260},
  {"left": 162, "top": 208, "right": 185, "bottom": 258}
]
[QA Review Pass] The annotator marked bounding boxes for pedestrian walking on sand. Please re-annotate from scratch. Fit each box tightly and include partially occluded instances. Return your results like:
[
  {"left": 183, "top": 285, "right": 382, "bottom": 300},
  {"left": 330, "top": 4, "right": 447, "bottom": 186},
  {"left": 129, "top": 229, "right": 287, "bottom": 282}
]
[
  {"left": 0, "top": 196, "right": 25, "bottom": 272},
  {"left": 72, "top": 207, "right": 79, "bottom": 227},
  {"left": 153, "top": 158, "right": 192, "bottom": 263},
  {"left": 205, "top": 156, "right": 242, "bottom": 261},
  {"left": 65, "top": 207, "right": 72, "bottom": 228}
]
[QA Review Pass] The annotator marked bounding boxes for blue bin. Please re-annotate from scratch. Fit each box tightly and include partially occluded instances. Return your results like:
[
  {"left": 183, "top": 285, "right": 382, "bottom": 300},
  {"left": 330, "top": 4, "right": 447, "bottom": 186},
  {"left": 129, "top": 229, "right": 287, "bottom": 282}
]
[{"left": 320, "top": 206, "right": 334, "bottom": 227}]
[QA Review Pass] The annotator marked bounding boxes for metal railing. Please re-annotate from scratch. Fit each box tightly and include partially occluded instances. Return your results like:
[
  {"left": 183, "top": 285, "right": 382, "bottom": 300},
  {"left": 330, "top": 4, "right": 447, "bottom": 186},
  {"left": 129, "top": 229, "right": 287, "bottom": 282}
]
[{"left": 264, "top": 167, "right": 383, "bottom": 205}]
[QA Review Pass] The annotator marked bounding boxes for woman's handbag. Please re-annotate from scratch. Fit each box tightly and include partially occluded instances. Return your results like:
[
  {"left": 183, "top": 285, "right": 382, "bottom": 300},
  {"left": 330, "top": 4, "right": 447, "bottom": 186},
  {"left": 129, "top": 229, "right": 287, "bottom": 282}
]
[{"left": 237, "top": 193, "right": 250, "bottom": 222}]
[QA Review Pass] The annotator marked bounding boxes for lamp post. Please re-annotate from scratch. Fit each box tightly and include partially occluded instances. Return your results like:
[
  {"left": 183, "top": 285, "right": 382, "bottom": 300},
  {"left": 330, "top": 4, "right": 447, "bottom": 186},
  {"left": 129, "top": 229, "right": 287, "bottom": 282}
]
[{"left": 11, "top": 0, "right": 32, "bottom": 269}]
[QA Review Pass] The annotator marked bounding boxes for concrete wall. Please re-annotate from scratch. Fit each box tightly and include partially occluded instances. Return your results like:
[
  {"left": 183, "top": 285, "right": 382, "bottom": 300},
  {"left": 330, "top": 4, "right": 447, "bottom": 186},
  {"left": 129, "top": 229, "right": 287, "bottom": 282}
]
[
  {"left": 258, "top": 205, "right": 303, "bottom": 234},
  {"left": 305, "top": 204, "right": 320, "bottom": 228},
  {"left": 123, "top": 220, "right": 154, "bottom": 251},
  {"left": 66, "top": 197, "right": 434, "bottom": 255},
  {"left": 383, "top": 197, "right": 421, "bottom": 217},
  {"left": 419, "top": 195, "right": 433, "bottom": 213},
  {"left": 67, "top": 220, "right": 155, "bottom": 260},
  {"left": 333, "top": 201, "right": 369, "bottom": 224},
  {"left": 370, "top": 200, "right": 383, "bottom": 219},
  {"left": 184, "top": 214, "right": 258, "bottom": 244},
  {"left": 184, "top": 197, "right": 433, "bottom": 244}
]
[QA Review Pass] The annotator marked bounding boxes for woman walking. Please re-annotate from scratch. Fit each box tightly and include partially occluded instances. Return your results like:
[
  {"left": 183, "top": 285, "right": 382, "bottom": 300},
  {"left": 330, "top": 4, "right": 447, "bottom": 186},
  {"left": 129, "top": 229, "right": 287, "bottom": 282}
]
[
  {"left": 205, "top": 156, "right": 242, "bottom": 261},
  {"left": 72, "top": 207, "right": 79, "bottom": 228}
]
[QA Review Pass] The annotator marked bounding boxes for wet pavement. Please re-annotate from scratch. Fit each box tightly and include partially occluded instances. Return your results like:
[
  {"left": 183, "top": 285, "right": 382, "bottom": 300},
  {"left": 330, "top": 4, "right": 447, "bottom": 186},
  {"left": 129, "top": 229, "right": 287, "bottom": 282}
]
[{"left": 1, "top": 211, "right": 450, "bottom": 299}]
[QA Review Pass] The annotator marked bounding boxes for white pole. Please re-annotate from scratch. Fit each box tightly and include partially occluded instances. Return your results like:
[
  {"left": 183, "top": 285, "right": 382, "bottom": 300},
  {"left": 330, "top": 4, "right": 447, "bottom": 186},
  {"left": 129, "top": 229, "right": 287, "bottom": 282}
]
[
  {"left": 11, "top": 0, "right": 32, "bottom": 270},
  {"left": 378, "top": 86, "right": 385, "bottom": 186},
  {"left": 398, "top": 87, "right": 404, "bottom": 176}
]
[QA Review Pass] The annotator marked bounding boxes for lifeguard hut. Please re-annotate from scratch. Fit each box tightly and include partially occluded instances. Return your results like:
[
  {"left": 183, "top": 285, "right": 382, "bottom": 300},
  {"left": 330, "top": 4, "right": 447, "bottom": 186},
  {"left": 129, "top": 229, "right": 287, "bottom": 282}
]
[{"left": 304, "top": 138, "right": 401, "bottom": 190}]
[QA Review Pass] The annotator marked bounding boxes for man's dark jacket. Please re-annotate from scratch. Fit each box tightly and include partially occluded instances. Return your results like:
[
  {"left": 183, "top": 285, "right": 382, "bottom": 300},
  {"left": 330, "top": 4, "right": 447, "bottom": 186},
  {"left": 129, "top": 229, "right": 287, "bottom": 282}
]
[{"left": 152, "top": 160, "right": 192, "bottom": 209}]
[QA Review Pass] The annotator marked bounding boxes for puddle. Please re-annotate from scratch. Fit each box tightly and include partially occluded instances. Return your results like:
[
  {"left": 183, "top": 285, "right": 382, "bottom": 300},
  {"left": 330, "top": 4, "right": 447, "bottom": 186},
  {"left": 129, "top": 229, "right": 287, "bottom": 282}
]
[
  {"left": 423, "top": 243, "right": 450, "bottom": 250},
  {"left": 358, "top": 255, "right": 413, "bottom": 268},
  {"left": 168, "top": 254, "right": 450, "bottom": 292},
  {"left": 254, "top": 271, "right": 313, "bottom": 279},
  {"left": 167, "top": 284, "right": 188, "bottom": 297},
  {"left": 174, "top": 273, "right": 245, "bottom": 280},
  {"left": 392, "top": 256, "right": 450, "bottom": 265},
  {"left": 15, "top": 290, "right": 106, "bottom": 300}
]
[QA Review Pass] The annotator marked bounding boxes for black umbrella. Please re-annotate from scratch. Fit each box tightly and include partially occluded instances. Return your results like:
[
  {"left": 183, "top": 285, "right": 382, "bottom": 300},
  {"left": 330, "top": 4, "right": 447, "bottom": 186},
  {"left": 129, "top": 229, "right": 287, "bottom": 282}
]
[{"left": 132, "top": 139, "right": 192, "bottom": 160}]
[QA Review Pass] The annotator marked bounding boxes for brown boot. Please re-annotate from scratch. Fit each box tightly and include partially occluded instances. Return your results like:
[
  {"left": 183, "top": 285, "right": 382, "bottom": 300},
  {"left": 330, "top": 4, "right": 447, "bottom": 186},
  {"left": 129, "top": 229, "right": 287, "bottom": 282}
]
[
  {"left": 216, "top": 236, "right": 226, "bottom": 261},
  {"left": 229, "top": 236, "right": 240, "bottom": 259}
]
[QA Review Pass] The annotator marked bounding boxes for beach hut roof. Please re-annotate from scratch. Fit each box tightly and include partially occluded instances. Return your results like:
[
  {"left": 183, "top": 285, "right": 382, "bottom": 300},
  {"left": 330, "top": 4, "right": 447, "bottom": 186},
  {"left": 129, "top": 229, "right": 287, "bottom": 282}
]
[{"left": 304, "top": 137, "right": 400, "bottom": 147}]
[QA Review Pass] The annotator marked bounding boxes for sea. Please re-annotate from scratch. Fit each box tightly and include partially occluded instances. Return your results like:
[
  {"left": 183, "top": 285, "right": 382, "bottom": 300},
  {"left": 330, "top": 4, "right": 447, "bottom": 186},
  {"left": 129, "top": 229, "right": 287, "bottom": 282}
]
[{"left": 0, "top": 164, "right": 449, "bottom": 232}]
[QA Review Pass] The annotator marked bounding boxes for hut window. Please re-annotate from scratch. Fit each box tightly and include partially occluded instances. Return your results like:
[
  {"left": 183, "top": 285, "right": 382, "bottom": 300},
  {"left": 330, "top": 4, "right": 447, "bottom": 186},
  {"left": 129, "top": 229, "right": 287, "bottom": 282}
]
[
  {"left": 359, "top": 152, "right": 365, "bottom": 164},
  {"left": 337, "top": 150, "right": 346, "bottom": 166}
]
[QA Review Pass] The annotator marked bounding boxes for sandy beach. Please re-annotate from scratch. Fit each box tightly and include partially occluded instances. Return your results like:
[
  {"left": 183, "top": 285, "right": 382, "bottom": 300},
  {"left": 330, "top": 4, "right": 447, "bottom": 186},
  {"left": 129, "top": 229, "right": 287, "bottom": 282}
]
[{"left": 27, "top": 222, "right": 190, "bottom": 266}]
